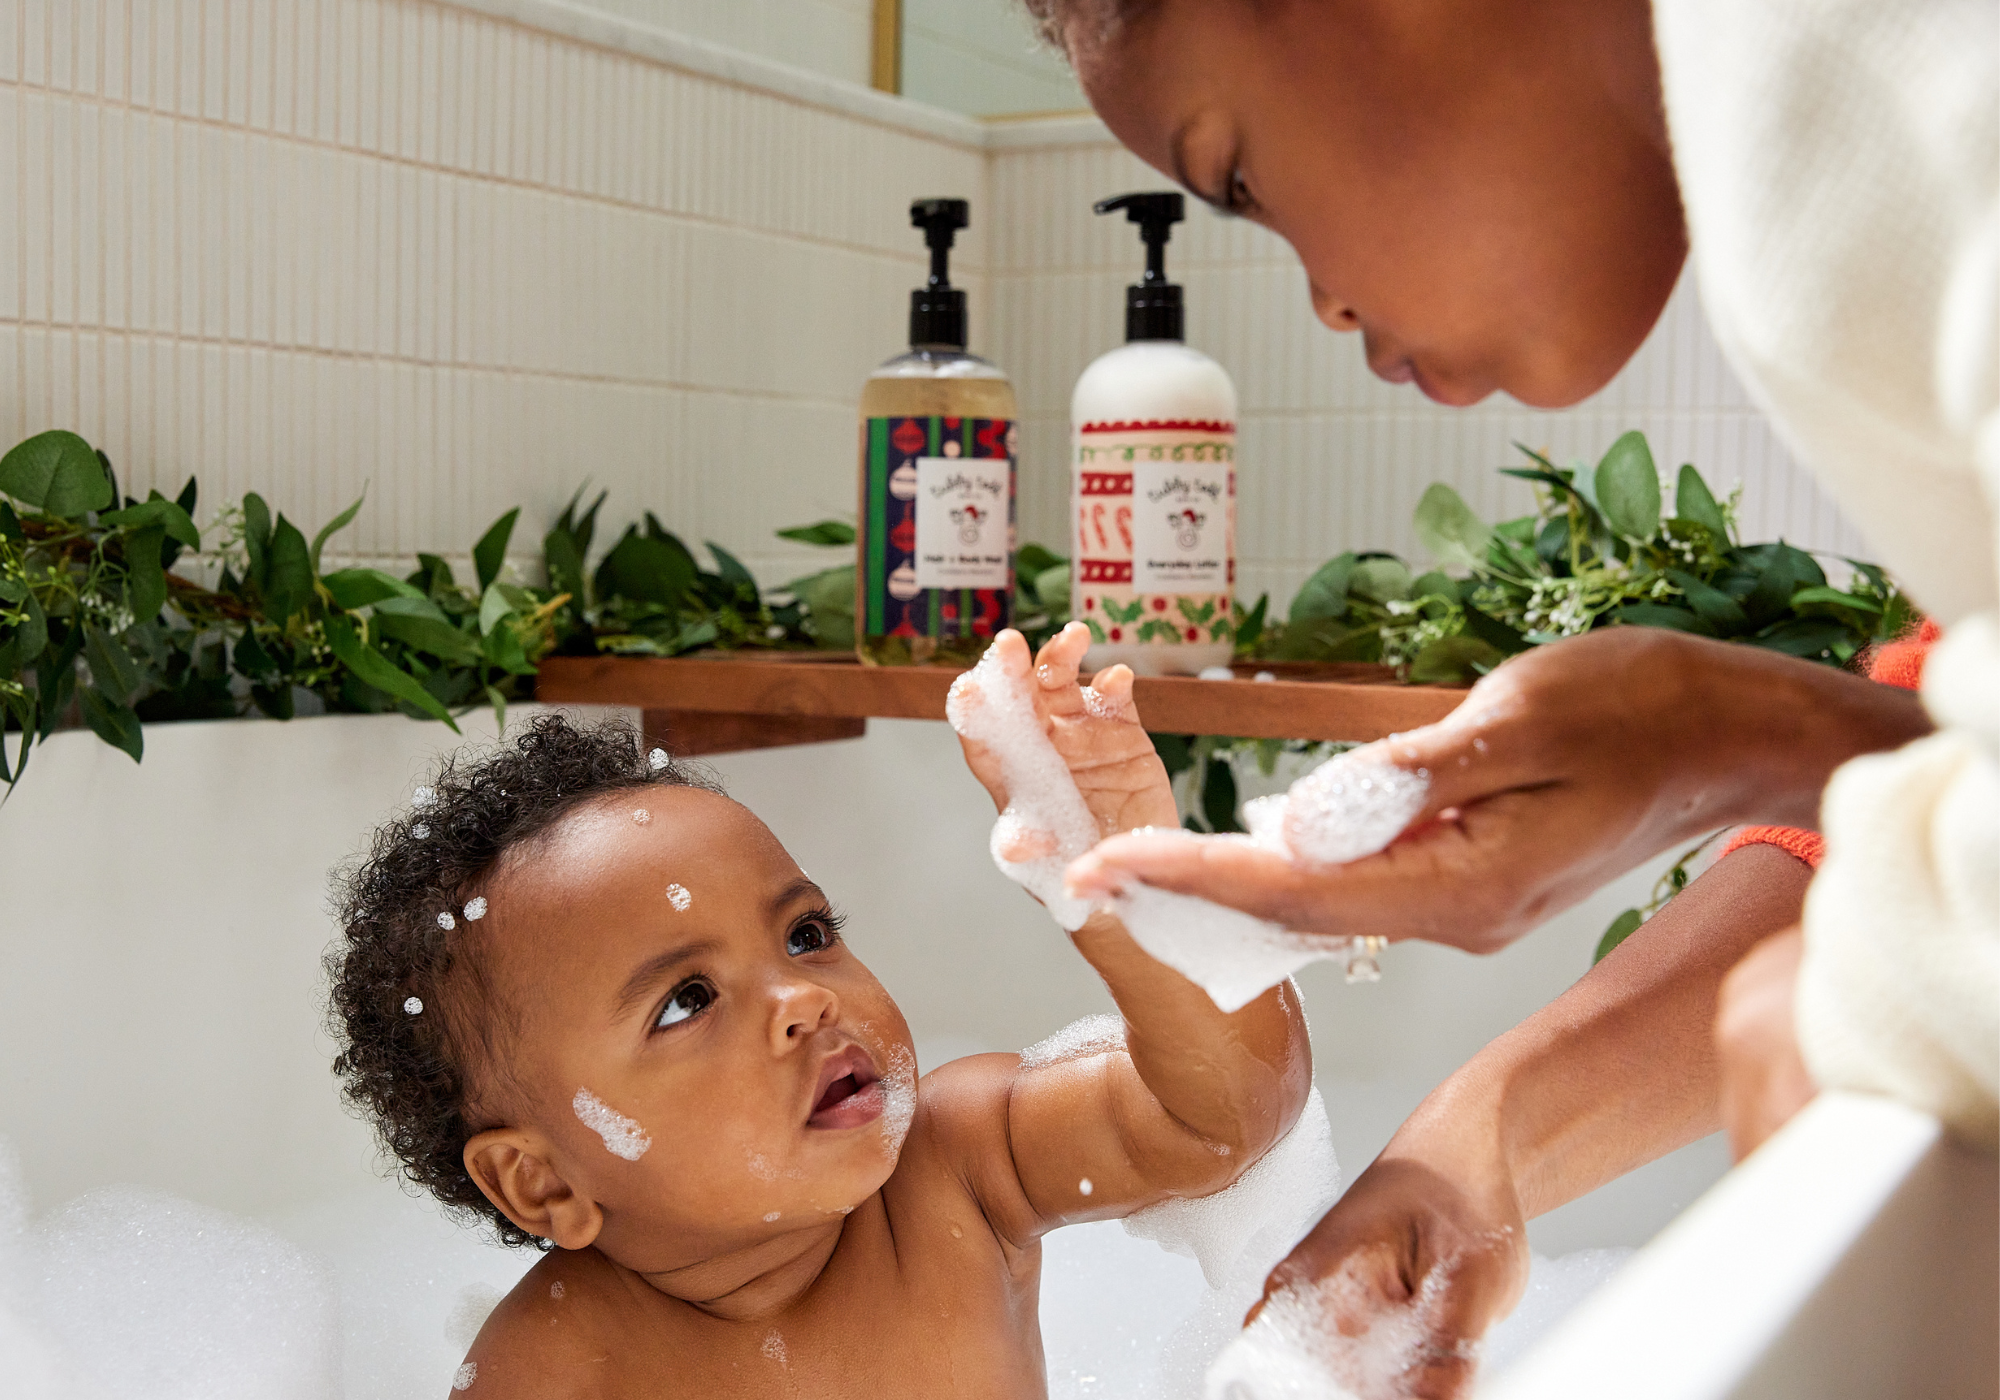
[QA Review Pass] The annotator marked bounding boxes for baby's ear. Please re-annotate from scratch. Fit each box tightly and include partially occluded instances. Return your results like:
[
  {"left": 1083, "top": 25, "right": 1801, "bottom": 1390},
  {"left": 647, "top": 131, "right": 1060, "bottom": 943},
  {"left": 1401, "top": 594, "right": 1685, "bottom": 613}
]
[{"left": 465, "top": 1130, "right": 604, "bottom": 1251}]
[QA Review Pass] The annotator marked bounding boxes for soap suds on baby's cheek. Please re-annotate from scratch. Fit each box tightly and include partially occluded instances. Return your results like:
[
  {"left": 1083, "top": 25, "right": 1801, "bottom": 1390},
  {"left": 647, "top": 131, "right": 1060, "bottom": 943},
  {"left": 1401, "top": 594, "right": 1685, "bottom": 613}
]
[
  {"left": 877, "top": 1045, "right": 918, "bottom": 1158},
  {"left": 946, "top": 643, "right": 1100, "bottom": 931},
  {"left": 572, "top": 1088, "right": 651, "bottom": 1161}
]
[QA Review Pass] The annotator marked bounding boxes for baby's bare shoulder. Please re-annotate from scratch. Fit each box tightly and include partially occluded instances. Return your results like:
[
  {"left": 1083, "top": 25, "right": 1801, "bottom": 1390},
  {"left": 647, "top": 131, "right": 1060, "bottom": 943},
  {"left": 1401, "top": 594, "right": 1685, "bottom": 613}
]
[
  {"left": 454, "top": 1253, "right": 639, "bottom": 1400},
  {"left": 891, "top": 1052, "right": 1042, "bottom": 1250}
]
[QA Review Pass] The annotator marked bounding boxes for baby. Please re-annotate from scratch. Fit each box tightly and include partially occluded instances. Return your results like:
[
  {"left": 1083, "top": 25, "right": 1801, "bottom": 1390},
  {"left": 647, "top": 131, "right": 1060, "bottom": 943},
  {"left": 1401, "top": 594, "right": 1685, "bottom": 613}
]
[{"left": 326, "top": 624, "right": 1311, "bottom": 1398}]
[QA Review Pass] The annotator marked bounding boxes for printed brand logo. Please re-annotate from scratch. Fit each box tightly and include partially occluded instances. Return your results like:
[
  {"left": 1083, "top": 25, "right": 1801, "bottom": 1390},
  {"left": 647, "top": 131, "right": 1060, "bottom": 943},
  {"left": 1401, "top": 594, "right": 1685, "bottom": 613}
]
[{"left": 913, "top": 457, "right": 1008, "bottom": 590}]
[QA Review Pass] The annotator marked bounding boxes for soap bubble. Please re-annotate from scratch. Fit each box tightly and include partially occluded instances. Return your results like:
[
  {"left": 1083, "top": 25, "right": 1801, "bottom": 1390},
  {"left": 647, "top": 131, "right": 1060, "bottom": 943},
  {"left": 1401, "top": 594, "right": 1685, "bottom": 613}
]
[
  {"left": 462, "top": 897, "right": 488, "bottom": 922},
  {"left": 411, "top": 823, "right": 430, "bottom": 840},
  {"left": 1280, "top": 750, "right": 1428, "bottom": 867},
  {"left": 946, "top": 640, "right": 1100, "bottom": 931},
  {"left": 647, "top": 748, "right": 670, "bottom": 772},
  {"left": 411, "top": 786, "right": 438, "bottom": 811},
  {"left": 404, "top": 996, "right": 424, "bottom": 1015},
  {"left": 572, "top": 1088, "right": 652, "bottom": 1161},
  {"left": 436, "top": 911, "right": 456, "bottom": 931}
]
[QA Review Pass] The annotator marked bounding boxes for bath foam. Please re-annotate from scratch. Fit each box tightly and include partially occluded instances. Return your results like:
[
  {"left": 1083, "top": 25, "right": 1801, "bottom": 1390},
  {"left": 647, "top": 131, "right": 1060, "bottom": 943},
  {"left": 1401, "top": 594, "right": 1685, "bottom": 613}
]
[
  {"left": 463, "top": 897, "right": 488, "bottom": 922},
  {"left": 572, "top": 1088, "right": 651, "bottom": 1161},
  {"left": 761, "top": 1331, "right": 788, "bottom": 1365},
  {"left": 878, "top": 1045, "right": 919, "bottom": 1158},
  {"left": 647, "top": 747, "right": 670, "bottom": 772},
  {"left": 1277, "top": 746, "right": 1428, "bottom": 868},
  {"left": 452, "top": 1361, "right": 478, "bottom": 1390},
  {"left": 1123, "top": 1084, "right": 1338, "bottom": 1291},
  {"left": 1201, "top": 1245, "right": 1632, "bottom": 1400},
  {"left": 1110, "top": 879, "right": 1328, "bottom": 1014},
  {"left": 1019, "top": 1013, "right": 1126, "bottom": 1069},
  {"left": 6, "top": 1174, "right": 340, "bottom": 1400},
  {"left": 665, "top": 883, "right": 692, "bottom": 912},
  {"left": 445, "top": 1283, "right": 503, "bottom": 1351},
  {"left": 945, "top": 643, "right": 1100, "bottom": 931}
]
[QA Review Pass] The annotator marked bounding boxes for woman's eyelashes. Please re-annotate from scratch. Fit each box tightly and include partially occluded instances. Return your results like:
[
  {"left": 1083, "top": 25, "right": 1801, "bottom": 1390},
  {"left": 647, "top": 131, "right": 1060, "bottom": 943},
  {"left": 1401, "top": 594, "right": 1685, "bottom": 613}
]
[
  {"left": 655, "top": 976, "right": 717, "bottom": 1029},
  {"left": 786, "top": 906, "right": 847, "bottom": 957}
]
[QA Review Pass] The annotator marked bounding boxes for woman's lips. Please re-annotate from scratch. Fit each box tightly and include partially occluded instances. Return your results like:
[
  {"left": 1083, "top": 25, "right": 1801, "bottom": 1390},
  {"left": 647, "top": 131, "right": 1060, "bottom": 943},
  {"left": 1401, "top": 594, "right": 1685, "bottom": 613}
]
[{"left": 806, "top": 1044, "right": 883, "bottom": 1130}]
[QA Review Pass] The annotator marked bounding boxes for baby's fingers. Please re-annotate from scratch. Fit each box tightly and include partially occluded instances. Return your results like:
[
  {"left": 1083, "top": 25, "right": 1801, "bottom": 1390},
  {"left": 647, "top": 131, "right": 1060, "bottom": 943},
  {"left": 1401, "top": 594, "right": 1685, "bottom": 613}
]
[
  {"left": 1082, "top": 662, "right": 1138, "bottom": 723},
  {"left": 1032, "top": 621, "right": 1093, "bottom": 694}
]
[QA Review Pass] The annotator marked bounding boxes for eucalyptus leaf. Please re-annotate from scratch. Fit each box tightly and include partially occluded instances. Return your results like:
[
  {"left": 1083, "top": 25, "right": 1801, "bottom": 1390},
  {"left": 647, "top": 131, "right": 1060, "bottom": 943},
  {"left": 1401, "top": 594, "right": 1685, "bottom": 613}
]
[
  {"left": 1408, "top": 634, "right": 1502, "bottom": 684},
  {"left": 1413, "top": 482, "right": 1491, "bottom": 569},
  {"left": 1289, "top": 552, "right": 1356, "bottom": 623},
  {"left": 786, "top": 564, "right": 855, "bottom": 649},
  {"left": 14, "top": 593, "right": 47, "bottom": 664},
  {"left": 84, "top": 624, "right": 142, "bottom": 703},
  {"left": 100, "top": 495, "right": 201, "bottom": 549},
  {"left": 123, "top": 524, "right": 169, "bottom": 622},
  {"left": 0, "top": 430, "right": 111, "bottom": 515},
  {"left": 309, "top": 492, "right": 366, "bottom": 573},
  {"left": 1674, "top": 464, "right": 1729, "bottom": 541},
  {"left": 321, "top": 567, "right": 424, "bottom": 610},
  {"left": 544, "top": 527, "right": 587, "bottom": 609},
  {"left": 322, "top": 614, "right": 457, "bottom": 728},
  {"left": 776, "top": 520, "right": 856, "bottom": 547},
  {"left": 243, "top": 493, "right": 273, "bottom": 590},
  {"left": 1594, "top": 909, "right": 1644, "bottom": 963},
  {"left": 1664, "top": 569, "right": 1746, "bottom": 628},
  {"left": 1016, "top": 543, "right": 1063, "bottom": 579},
  {"left": 1612, "top": 603, "right": 1709, "bottom": 633},
  {"left": 1594, "top": 431, "right": 1661, "bottom": 540},
  {"left": 478, "top": 581, "right": 518, "bottom": 636},
  {"left": 373, "top": 608, "right": 484, "bottom": 664},
  {"left": 705, "top": 542, "right": 759, "bottom": 602},
  {"left": 263, "top": 516, "right": 314, "bottom": 621},
  {"left": 473, "top": 507, "right": 520, "bottom": 592},
  {"left": 79, "top": 686, "right": 143, "bottom": 762},
  {"left": 1789, "top": 585, "right": 1882, "bottom": 614},
  {"left": 597, "top": 527, "right": 697, "bottom": 607},
  {"left": 1033, "top": 564, "right": 1071, "bottom": 618},
  {"left": 1348, "top": 557, "right": 1412, "bottom": 604}
]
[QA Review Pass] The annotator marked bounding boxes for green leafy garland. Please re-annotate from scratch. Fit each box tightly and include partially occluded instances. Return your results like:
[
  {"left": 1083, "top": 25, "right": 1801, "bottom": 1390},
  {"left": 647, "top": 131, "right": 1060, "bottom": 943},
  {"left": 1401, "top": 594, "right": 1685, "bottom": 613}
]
[{"left": 4, "top": 427, "right": 1909, "bottom": 812}]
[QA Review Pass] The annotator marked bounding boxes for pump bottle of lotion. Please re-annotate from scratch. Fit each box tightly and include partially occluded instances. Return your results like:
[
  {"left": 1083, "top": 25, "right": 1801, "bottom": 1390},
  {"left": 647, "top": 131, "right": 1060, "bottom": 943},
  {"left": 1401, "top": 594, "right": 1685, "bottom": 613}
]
[
  {"left": 1071, "top": 192, "right": 1236, "bottom": 675},
  {"left": 855, "top": 198, "right": 1018, "bottom": 666}
]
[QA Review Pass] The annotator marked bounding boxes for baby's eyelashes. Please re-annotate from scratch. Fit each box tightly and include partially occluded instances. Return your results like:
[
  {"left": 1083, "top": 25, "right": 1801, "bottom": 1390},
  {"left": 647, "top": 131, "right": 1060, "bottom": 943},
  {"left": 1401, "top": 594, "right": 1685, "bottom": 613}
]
[{"left": 656, "top": 977, "right": 717, "bottom": 1028}]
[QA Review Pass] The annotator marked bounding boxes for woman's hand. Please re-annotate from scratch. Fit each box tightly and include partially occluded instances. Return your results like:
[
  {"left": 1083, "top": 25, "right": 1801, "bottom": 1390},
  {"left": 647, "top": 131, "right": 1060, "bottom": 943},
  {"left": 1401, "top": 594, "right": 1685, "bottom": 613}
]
[
  {"left": 1249, "top": 1148, "right": 1530, "bottom": 1400},
  {"left": 954, "top": 622, "right": 1180, "bottom": 844},
  {"left": 1066, "top": 628, "right": 1929, "bottom": 953}
]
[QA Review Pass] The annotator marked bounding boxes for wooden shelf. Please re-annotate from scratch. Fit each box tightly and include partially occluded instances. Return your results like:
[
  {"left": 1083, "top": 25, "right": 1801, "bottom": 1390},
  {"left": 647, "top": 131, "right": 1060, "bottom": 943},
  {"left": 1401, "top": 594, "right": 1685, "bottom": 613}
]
[{"left": 534, "top": 653, "right": 1467, "bottom": 757}]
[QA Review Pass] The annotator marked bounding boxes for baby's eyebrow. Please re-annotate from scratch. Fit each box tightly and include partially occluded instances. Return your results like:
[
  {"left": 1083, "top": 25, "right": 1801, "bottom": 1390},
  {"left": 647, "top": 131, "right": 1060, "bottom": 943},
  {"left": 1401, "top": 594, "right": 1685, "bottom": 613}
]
[
  {"left": 612, "top": 940, "right": 719, "bottom": 1019},
  {"left": 766, "top": 876, "right": 822, "bottom": 916}
]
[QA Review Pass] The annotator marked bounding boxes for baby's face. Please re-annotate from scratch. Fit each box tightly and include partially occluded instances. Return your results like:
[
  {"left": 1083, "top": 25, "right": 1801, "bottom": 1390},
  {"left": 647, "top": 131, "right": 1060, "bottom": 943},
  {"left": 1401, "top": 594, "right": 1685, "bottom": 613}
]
[{"left": 477, "top": 787, "right": 914, "bottom": 1272}]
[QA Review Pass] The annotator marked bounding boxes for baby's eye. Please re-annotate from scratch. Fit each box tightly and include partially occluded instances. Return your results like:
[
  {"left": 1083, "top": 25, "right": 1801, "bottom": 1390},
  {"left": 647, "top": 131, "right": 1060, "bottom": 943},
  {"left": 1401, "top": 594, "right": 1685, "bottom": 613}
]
[
  {"left": 787, "top": 916, "right": 838, "bottom": 957},
  {"left": 656, "top": 977, "right": 716, "bottom": 1028}
]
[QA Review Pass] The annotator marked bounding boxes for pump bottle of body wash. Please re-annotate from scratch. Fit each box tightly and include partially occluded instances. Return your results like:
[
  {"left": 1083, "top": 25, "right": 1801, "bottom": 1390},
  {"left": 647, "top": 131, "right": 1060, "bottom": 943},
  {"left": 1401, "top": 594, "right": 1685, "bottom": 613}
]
[
  {"left": 855, "top": 199, "right": 1018, "bottom": 667},
  {"left": 1071, "top": 192, "right": 1237, "bottom": 676}
]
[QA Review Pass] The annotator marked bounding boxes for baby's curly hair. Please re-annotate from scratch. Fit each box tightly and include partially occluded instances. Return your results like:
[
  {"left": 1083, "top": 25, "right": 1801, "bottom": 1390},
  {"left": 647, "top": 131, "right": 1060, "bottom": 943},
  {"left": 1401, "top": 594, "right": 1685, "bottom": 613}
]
[
  {"left": 1017, "top": 0, "right": 1158, "bottom": 55},
  {"left": 325, "top": 713, "right": 722, "bottom": 1247}
]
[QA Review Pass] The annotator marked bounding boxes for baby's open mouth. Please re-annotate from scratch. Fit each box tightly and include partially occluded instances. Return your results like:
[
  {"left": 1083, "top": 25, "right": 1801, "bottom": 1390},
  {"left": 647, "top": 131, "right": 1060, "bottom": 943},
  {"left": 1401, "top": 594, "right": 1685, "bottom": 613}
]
[{"left": 807, "top": 1045, "right": 884, "bottom": 1130}]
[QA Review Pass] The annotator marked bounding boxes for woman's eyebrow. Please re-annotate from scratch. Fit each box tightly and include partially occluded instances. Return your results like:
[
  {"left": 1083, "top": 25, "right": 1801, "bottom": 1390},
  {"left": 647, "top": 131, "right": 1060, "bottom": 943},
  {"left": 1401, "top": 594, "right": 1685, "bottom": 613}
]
[{"left": 612, "top": 940, "right": 718, "bottom": 1018}]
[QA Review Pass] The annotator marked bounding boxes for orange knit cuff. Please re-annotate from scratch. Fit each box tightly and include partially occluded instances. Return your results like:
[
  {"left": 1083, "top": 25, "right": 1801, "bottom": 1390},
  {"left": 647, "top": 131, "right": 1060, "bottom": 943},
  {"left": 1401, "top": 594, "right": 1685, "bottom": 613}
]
[{"left": 1719, "top": 825, "right": 1826, "bottom": 870}]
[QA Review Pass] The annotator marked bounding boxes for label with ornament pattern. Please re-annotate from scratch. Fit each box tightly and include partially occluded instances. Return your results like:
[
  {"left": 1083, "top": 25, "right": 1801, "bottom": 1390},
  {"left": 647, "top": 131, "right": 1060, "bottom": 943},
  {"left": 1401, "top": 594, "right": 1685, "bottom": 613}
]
[
  {"left": 861, "top": 415, "right": 1016, "bottom": 642},
  {"left": 1071, "top": 422, "right": 1235, "bottom": 646}
]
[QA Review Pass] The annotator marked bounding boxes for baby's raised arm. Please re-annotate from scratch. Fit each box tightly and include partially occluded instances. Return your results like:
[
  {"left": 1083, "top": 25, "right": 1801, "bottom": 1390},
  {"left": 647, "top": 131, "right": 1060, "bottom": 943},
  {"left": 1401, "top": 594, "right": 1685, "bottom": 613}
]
[{"left": 938, "top": 625, "right": 1312, "bottom": 1242}]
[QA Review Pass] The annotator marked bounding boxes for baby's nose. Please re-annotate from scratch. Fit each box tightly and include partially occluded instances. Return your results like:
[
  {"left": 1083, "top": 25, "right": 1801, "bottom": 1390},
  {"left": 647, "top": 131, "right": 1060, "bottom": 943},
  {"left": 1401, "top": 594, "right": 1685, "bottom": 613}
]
[{"left": 770, "top": 977, "right": 839, "bottom": 1048}]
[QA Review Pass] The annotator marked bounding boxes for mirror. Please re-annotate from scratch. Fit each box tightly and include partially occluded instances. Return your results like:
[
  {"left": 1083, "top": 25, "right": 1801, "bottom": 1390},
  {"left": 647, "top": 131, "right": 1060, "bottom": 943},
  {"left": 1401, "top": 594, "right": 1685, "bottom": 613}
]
[{"left": 882, "top": 0, "right": 1088, "bottom": 117}]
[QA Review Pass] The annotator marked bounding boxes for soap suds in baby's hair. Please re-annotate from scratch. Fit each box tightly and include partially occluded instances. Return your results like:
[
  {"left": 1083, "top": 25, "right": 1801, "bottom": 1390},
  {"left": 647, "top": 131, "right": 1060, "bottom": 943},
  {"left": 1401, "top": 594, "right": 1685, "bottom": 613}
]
[
  {"left": 648, "top": 747, "right": 670, "bottom": 772},
  {"left": 462, "top": 896, "right": 488, "bottom": 922},
  {"left": 665, "top": 883, "right": 692, "bottom": 912},
  {"left": 435, "top": 911, "right": 456, "bottom": 931},
  {"left": 572, "top": 1088, "right": 651, "bottom": 1161},
  {"left": 945, "top": 639, "right": 1100, "bottom": 931}
]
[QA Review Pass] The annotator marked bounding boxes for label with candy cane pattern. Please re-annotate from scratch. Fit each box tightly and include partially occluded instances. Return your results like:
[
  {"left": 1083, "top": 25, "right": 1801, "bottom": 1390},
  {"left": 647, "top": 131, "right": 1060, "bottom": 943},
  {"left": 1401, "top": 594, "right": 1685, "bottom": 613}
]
[{"left": 1071, "top": 422, "right": 1235, "bottom": 647}]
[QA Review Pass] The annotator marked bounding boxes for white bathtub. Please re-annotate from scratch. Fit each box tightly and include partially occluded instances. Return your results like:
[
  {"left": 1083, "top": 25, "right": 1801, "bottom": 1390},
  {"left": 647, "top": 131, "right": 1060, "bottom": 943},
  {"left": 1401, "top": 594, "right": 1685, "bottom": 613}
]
[{"left": 2, "top": 708, "right": 1765, "bottom": 1396}]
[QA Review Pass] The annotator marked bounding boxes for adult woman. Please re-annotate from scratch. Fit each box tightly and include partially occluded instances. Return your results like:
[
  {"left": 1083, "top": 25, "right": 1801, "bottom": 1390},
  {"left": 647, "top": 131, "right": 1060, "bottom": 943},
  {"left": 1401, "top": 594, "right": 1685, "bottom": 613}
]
[{"left": 1028, "top": 0, "right": 1998, "bottom": 1391}]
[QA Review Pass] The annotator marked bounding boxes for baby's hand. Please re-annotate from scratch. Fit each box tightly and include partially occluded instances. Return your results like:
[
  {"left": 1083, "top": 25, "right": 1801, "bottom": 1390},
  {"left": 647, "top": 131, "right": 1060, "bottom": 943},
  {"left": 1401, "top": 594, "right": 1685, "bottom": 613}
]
[{"left": 955, "top": 622, "right": 1178, "bottom": 851}]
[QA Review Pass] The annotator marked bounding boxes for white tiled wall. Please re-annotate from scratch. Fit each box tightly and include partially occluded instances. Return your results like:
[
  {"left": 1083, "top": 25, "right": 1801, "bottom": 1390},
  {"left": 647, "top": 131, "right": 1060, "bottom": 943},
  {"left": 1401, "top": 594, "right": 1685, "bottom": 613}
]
[
  {"left": 0, "top": 1, "right": 1866, "bottom": 610},
  {"left": 902, "top": 0, "right": 1081, "bottom": 118},
  {"left": 986, "top": 130, "right": 1872, "bottom": 612},
  {"left": 0, "top": 0, "right": 986, "bottom": 587}
]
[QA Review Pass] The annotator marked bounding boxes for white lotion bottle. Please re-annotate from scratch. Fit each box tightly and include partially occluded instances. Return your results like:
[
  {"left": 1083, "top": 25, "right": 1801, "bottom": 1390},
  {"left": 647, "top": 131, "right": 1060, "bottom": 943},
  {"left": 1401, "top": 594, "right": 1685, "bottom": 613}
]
[{"left": 1071, "top": 192, "right": 1238, "bottom": 676}]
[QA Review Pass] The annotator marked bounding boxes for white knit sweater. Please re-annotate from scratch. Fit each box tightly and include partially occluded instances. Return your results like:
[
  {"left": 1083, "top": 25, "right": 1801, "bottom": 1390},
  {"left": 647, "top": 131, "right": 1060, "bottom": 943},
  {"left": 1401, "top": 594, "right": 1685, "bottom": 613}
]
[{"left": 1654, "top": 0, "right": 1998, "bottom": 1146}]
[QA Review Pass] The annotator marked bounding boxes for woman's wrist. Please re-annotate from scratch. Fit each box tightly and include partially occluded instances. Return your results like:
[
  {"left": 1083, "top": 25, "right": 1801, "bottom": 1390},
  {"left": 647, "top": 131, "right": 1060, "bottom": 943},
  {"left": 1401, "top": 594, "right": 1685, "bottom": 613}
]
[{"left": 1675, "top": 634, "right": 1931, "bottom": 831}]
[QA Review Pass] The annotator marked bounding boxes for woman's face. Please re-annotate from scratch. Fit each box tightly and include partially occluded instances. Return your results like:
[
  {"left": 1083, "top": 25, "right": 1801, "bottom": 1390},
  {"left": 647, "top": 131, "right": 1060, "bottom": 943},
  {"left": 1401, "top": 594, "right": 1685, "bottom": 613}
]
[{"left": 1074, "top": 0, "right": 1687, "bottom": 408}]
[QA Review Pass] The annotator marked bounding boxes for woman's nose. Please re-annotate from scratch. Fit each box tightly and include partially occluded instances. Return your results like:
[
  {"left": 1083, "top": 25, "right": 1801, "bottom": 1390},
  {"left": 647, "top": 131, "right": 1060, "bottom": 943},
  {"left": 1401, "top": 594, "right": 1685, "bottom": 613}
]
[
  {"left": 769, "top": 976, "right": 839, "bottom": 1051},
  {"left": 1309, "top": 281, "right": 1359, "bottom": 331}
]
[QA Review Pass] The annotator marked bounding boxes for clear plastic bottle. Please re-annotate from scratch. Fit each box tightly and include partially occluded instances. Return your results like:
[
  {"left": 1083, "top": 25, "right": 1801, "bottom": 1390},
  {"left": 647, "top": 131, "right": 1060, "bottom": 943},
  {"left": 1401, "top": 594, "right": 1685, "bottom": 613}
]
[
  {"left": 855, "top": 200, "right": 1018, "bottom": 667},
  {"left": 1072, "top": 193, "right": 1237, "bottom": 676}
]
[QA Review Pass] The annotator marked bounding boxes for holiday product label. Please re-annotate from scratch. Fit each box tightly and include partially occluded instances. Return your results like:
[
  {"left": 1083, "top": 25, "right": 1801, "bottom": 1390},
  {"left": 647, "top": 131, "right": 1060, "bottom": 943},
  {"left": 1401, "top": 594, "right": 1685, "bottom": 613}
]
[
  {"left": 1071, "top": 423, "right": 1235, "bottom": 648},
  {"left": 1131, "top": 460, "right": 1228, "bottom": 592},
  {"left": 914, "top": 457, "right": 1009, "bottom": 589},
  {"left": 861, "top": 415, "right": 1016, "bottom": 642}
]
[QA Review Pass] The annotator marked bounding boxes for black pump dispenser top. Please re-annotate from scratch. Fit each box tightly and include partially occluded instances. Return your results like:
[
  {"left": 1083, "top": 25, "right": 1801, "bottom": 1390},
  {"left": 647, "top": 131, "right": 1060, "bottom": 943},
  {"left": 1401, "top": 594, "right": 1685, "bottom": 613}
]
[
  {"left": 908, "top": 198, "right": 970, "bottom": 350},
  {"left": 1095, "top": 191, "right": 1185, "bottom": 342}
]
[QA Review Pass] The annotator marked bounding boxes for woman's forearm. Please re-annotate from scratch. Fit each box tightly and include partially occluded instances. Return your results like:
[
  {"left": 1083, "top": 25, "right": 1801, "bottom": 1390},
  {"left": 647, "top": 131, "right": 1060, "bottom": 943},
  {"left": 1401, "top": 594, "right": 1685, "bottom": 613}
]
[{"left": 1390, "top": 843, "right": 1814, "bottom": 1218}]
